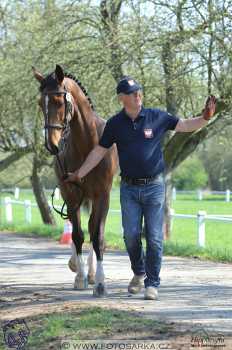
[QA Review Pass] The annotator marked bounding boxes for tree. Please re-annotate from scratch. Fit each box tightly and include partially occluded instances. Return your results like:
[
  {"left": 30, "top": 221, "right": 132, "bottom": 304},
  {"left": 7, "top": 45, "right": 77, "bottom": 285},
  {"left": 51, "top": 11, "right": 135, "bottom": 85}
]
[
  {"left": 199, "top": 126, "right": 232, "bottom": 191},
  {"left": 1, "top": 0, "right": 232, "bottom": 234},
  {"left": 172, "top": 156, "right": 208, "bottom": 190},
  {"left": 0, "top": 1, "right": 59, "bottom": 224}
]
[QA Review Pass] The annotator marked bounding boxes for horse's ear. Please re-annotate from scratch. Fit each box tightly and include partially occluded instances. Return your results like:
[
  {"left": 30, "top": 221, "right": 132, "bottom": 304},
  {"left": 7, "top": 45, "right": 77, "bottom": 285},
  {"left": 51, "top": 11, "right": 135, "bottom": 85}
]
[
  {"left": 55, "top": 65, "right": 64, "bottom": 84},
  {"left": 32, "top": 66, "right": 44, "bottom": 82}
]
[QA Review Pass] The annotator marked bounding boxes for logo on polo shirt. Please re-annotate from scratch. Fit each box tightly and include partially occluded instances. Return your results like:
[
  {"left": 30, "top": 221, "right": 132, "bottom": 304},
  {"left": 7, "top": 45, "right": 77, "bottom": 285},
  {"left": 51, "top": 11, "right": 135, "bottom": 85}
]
[
  {"left": 144, "top": 128, "right": 153, "bottom": 138},
  {"left": 128, "top": 80, "right": 135, "bottom": 86}
]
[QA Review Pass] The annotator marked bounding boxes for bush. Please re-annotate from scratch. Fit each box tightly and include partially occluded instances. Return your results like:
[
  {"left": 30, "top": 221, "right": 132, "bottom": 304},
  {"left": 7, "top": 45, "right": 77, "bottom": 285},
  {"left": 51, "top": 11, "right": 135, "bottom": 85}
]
[{"left": 172, "top": 156, "right": 208, "bottom": 190}]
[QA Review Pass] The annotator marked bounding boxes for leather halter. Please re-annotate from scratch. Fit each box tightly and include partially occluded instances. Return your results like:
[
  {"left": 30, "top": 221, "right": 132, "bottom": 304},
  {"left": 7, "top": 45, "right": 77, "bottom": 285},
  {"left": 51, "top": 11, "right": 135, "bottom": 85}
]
[
  {"left": 42, "top": 87, "right": 73, "bottom": 154},
  {"left": 43, "top": 89, "right": 73, "bottom": 130}
]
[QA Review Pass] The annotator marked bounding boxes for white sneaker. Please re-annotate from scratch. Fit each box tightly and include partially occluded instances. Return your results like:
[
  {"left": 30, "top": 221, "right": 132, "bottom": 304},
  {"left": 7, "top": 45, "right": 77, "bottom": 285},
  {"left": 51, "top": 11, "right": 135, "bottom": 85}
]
[
  {"left": 128, "top": 274, "right": 144, "bottom": 294},
  {"left": 144, "top": 286, "right": 158, "bottom": 300}
]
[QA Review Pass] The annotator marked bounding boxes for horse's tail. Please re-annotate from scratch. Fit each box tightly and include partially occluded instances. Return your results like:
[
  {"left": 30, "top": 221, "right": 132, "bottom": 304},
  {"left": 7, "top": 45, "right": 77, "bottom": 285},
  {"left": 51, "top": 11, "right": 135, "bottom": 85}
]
[{"left": 82, "top": 199, "right": 91, "bottom": 213}]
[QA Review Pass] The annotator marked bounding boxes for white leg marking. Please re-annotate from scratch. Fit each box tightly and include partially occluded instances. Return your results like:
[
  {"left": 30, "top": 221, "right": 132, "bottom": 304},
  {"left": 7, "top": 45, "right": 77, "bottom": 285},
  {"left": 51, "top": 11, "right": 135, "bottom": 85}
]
[
  {"left": 71, "top": 242, "right": 77, "bottom": 259},
  {"left": 87, "top": 244, "right": 97, "bottom": 278},
  {"left": 76, "top": 255, "right": 86, "bottom": 277},
  {"left": 71, "top": 243, "right": 87, "bottom": 289},
  {"left": 95, "top": 261, "right": 105, "bottom": 285},
  {"left": 68, "top": 242, "right": 77, "bottom": 272}
]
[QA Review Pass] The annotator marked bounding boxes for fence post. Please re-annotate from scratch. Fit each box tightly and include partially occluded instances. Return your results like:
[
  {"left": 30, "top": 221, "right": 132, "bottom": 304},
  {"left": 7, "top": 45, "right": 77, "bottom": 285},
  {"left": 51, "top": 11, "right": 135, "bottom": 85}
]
[
  {"left": 170, "top": 208, "right": 175, "bottom": 231},
  {"left": 24, "top": 200, "right": 32, "bottom": 223},
  {"left": 54, "top": 188, "right": 60, "bottom": 200},
  {"left": 226, "top": 189, "right": 230, "bottom": 202},
  {"left": 5, "top": 197, "right": 13, "bottom": 222},
  {"left": 197, "top": 189, "right": 203, "bottom": 201},
  {"left": 172, "top": 187, "right": 176, "bottom": 201},
  {"left": 197, "top": 210, "right": 206, "bottom": 248},
  {"left": 14, "top": 187, "right": 20, "bottom": 199}
]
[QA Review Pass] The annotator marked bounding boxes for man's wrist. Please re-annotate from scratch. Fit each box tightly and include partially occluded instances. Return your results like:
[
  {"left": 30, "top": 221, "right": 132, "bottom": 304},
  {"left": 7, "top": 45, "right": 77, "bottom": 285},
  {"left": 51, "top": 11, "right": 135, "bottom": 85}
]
[
  {"left": 202, "top": 114, "right": 210, "bottom": 122},
  {"left": 76, "top": 170, "right": 83, "bottom": 182}
]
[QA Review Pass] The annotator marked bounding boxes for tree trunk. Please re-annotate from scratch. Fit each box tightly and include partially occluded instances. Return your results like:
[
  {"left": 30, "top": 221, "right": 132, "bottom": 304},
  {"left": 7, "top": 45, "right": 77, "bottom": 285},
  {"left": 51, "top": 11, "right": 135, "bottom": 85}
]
[
  {"left": 100, "top": 0, "right": 124, "bottom": 81},
  {"left": 0, "top": 147, "right": 31, "bottom": 172},
  {"left": 31, "top": 156, "right": 56, "bottom": 225},
  {"left": 160, "top": 13, "right": 212, "bottom": 239},
  {"left": 162, "top": 40, "right": 178, "bottom": 240},
  {"left": 163, "top": 172, "right": 173, "bottom": 240}
]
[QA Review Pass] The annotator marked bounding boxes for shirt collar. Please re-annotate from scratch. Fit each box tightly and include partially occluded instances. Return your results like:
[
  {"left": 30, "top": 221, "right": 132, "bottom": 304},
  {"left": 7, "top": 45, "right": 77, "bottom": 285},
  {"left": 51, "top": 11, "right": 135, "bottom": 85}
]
[
  {"left": 122, "top": 106, "right": 145, "bottom": 120},
  {"left": 139, "top": 106, "right": 146, "bottom": 117}
]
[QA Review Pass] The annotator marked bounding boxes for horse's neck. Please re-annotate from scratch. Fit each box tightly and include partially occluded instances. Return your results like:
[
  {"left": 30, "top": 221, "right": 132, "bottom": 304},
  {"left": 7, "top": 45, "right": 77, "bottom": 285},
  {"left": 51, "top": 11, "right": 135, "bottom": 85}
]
[{"left": 69, "top": 80, "right": 98, "bottom": 157}]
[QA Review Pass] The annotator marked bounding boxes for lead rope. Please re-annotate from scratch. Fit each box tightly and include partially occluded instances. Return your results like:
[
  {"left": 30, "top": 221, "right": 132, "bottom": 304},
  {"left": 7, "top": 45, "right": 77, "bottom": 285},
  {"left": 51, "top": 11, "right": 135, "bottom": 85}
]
[
  {"left": 51, "top": 154, "right": 69, "bottom": 219},
  {"left": 51, "top": 153, "right": 85, "bottom": 220},
  {"left": 51, "top": 186, "right": 68, "bottom": 219}
]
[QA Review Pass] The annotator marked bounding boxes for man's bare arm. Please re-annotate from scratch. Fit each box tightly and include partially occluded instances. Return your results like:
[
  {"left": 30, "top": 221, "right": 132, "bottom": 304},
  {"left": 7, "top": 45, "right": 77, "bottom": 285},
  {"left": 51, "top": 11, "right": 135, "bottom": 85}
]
[
  {"left": 175, "top": 116, "right": 208, "bottom": 132},
  {"left": 175, "top": 95, "right": 217, "bottom": 133}
]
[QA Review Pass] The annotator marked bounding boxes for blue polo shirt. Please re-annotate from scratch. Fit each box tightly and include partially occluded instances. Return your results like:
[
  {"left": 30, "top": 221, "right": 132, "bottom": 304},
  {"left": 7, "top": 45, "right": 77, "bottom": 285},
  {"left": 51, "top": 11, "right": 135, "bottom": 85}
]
[{"left": 99, "top": 107, "right": 179, "bottom": 178}]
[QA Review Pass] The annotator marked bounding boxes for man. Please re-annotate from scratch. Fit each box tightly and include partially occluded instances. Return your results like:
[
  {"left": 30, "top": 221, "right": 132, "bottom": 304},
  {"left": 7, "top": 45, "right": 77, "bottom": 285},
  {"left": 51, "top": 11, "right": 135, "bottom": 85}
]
[{"left": 65, "top": 76, "right": 216, "bottom": 300}]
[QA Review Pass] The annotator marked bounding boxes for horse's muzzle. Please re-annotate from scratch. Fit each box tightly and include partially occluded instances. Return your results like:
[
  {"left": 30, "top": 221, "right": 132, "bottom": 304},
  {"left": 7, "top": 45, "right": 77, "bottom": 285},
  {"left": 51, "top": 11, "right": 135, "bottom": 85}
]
[{"left": 45, "top": 140, "right": 59, "bottom": 155}]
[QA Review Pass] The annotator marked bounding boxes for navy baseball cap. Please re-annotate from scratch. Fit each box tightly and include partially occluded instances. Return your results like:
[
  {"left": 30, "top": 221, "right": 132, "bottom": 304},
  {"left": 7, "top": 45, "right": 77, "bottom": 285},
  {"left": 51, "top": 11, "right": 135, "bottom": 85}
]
[{"left": 116, "top": 76, "right": 142, "bottom": 95}]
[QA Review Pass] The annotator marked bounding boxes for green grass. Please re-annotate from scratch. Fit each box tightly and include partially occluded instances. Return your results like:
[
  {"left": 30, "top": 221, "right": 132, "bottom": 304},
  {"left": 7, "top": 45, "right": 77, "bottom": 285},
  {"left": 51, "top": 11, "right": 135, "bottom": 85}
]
[
  {"left": 0, "top": 306, "right": 171, "bottom": 350},
  {"left": 0, "top": 189, "right": 232, "bottom": 262},
  {"left": 170, "top": 193, "right": 232, "bottom": 260}
]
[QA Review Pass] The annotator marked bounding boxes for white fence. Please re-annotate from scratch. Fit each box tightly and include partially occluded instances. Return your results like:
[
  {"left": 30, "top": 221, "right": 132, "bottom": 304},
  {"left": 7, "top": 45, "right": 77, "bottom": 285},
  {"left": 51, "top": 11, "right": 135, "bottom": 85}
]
[
  {"left": 169, "top": 208, "right": 232, "bottom": 248},
  {"left": 1, "top": 187, "right": 231, "bottom": 202},
  {"left": 172, "top": 187, "right": 231, "bottom": 202},
  {"left": 0, "top": 187, "right": 61, "bottom": 200},
  {"left": 1, "top": 197, "right": 232, "bottom": 249}
]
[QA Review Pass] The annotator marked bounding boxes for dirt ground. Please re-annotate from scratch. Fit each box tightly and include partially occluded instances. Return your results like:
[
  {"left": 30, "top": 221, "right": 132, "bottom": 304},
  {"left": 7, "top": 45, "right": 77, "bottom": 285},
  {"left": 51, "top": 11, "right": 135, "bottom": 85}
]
[{"left": 0, "top": 231, "right": 232, "bottom": 349}]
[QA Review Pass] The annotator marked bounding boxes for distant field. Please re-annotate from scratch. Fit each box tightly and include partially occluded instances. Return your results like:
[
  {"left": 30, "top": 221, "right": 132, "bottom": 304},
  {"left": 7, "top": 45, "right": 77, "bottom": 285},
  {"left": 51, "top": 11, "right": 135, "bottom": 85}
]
[{"left": 0, "top": 188, "right": 232, "bottom": 261}]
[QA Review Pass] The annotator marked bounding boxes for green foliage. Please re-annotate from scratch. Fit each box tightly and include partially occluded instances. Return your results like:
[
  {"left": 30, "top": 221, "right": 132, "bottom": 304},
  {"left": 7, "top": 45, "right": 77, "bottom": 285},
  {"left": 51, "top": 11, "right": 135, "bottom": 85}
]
[
  {"left": 199, "top": 128, "right": 232, "bottom": 190},
  {"left": 172, "top": 156, "right": 208, "bottom": 190}
]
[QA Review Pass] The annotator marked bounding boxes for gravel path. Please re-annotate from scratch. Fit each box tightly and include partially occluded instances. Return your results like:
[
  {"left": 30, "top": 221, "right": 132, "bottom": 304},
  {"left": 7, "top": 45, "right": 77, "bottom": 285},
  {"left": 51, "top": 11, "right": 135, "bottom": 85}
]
[{"left": 0, "top": 231, "right": 232, "bottom": 337}]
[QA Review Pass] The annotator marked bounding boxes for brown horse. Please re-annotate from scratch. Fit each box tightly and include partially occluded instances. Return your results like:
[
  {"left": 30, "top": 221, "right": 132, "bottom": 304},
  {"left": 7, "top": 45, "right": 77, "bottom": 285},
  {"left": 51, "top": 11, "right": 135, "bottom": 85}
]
[{"left": 33, "top": 65, "right": 118, "bottom": 297}]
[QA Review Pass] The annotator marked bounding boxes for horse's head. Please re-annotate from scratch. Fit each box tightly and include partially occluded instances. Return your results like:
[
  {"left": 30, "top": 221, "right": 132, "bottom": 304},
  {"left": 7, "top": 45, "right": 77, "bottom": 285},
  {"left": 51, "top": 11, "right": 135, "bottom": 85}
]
[{"left": 33, "top": 65, "right": 74, "bottom": 155}]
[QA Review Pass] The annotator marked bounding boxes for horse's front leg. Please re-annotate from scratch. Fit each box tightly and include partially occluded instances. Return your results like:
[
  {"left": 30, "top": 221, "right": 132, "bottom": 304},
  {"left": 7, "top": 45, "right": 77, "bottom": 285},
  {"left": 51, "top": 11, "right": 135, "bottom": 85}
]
[
  {"left": 70, "top": 208, "right": 88, "bottom": 290},
  {"left": 89, "top": 195, "right": 109, "bottom": 297},
  {"left": 87, "top": 244, "right": 97, "bottom": 285},
  {"left": 71, "top": 242, "right": 96, "bottom": 285}
]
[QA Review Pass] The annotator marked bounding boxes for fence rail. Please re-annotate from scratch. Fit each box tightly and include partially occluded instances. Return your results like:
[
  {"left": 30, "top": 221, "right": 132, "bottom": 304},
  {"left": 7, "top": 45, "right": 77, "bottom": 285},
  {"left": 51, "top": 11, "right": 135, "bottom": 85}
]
[
  {"left": 0, "top": 187, "right": 61, "bottom": 200},
  {"left": 1, "top": 197, "right": 232, "bottom": 249},
  {"left": 172, "top": 187, "right": 231, "bottom": 202},
  {"left": 169, "top": 209, "right": 232, "bottom": 248},
  {"left": 1, "top": 187, "right": 232, "bottom": 202}
]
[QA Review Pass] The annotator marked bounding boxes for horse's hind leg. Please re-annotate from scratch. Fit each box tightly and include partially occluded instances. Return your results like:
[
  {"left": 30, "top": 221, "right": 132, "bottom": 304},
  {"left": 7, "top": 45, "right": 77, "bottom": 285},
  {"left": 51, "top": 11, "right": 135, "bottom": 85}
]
[
  {"left": 89, "top": 194, "right": 109, "bottom": 297},
  {"left": 71, "top": 208, "right": 88, "bottom": 290}
]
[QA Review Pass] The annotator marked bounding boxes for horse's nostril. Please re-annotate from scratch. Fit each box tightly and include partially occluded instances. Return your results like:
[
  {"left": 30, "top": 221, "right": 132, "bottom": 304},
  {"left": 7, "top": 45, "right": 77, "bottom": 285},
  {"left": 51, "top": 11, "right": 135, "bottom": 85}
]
[
  {"left": 52, "top": 145, "right": 59, "bottom": 155},
  {"left": 45, "top": 139, "right": 59, "bottom": 155}
]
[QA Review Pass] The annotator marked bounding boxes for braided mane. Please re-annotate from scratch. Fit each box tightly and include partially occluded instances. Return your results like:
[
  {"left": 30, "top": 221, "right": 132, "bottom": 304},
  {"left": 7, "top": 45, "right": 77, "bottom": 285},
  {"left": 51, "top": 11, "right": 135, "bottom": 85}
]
[{"left": 64, "top": 72, "right": 95, "bottom": 110}]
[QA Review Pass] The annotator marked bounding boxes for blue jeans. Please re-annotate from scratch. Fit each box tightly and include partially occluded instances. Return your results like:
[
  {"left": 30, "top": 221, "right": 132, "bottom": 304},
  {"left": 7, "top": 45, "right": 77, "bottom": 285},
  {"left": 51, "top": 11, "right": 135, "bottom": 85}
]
[{"left": 120, "top": 174, "right": 165, "bottom": 288}]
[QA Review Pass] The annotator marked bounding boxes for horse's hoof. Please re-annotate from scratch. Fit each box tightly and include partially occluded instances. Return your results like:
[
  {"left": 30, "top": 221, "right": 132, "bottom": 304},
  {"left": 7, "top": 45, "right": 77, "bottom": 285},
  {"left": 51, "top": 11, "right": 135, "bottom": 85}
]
[
  {"left": 74, "top": 276, "right": 88, "bottom": 290},
  {"left": 68, "top": 257, "right": 77, "bottom": 273},
  {"left": 88, "top": 274, "right": 95, "bottom": 285},
  {"left": 93, "top": 283, "right": 107, "bottom": 297}
]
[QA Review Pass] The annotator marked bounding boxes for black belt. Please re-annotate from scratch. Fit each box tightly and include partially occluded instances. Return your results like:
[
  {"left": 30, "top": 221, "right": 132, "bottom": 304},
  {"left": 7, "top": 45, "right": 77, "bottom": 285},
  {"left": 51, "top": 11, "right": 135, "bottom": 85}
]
[{"left": 121, "top": 174, "right": 162, "bottom": 186}]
